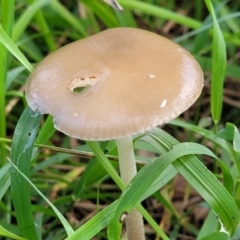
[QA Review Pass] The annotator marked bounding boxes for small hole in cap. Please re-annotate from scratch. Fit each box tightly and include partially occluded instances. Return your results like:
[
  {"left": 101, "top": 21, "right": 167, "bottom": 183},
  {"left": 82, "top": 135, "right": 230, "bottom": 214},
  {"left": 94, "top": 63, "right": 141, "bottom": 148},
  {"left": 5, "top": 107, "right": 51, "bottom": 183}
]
[{"left": 73, "top": 86, "right": 87, "bottom": 93}]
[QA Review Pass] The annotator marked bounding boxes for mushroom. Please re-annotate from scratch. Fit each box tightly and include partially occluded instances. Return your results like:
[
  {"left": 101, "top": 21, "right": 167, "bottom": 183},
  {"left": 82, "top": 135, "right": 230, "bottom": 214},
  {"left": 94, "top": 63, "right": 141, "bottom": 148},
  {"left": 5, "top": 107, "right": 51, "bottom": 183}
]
[{"left": 25, "top": 27, "right": 204, "bottom": 239}]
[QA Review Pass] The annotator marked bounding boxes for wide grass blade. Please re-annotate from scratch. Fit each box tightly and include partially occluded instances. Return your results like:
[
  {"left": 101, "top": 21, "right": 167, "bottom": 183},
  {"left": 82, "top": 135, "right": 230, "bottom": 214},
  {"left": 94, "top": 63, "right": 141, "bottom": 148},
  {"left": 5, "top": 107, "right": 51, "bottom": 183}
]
[
  {"left": 205, "top": 0, "right": 227, "bottom": 124},
  {"left": 65, "top": 202, "right": 117, "bottom": 240},
  {"left": 107, "top": 129, "right": 240, "bottom": 239},
  {"left": 67, "top": 169, "right": 175, "bottom": 239},
  {"left": 170, "top": 119, "right": 240, "bottom": 177},
  {"left": 200, "top": 232, "right": 229, "bottom": 240},
  {"left": 0, "top": 225, "right": 28, "bottom": 240},
  {"left": 87, "top": 141, "right": 169, "bottom": 239},
  {"left": 10, "top": 107, "right": 42, "bottom": 239}
]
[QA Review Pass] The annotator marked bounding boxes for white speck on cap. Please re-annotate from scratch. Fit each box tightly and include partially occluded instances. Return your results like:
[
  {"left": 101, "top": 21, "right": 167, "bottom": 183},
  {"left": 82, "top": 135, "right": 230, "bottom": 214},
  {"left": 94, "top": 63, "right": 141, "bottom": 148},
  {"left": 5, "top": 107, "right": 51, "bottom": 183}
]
[
  {"left": 148, "top": 74, "right": 156, "bottom": 79},
  {"left": 160, "top": 99, "right": 167, "bottom": 108},
  {"left": 25, "top": 28, "right": 204, "bottom": 141}
]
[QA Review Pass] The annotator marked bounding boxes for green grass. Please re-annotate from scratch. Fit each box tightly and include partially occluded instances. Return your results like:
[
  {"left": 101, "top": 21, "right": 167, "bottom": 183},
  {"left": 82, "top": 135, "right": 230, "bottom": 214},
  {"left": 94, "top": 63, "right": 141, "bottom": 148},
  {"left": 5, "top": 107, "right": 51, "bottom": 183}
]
[{"left": 1, "top": 0, "right": 240, "bottom": 239}]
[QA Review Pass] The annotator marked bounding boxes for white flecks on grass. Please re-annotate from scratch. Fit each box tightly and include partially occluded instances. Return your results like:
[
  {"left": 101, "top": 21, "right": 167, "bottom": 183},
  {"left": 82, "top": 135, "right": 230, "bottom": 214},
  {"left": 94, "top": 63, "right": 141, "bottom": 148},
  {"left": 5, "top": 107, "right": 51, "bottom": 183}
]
[
  {"left": 16, "top": 124, "right": 39, "bottom": 180},
  {"left": 31, "top": 110, "right": 41, "bottom": 118},
  {"left": 216, "top": 213, "right": 230, "bottom": 237},
  {"left": 160, "top": 99, "right": 167, "bottom": 108}
]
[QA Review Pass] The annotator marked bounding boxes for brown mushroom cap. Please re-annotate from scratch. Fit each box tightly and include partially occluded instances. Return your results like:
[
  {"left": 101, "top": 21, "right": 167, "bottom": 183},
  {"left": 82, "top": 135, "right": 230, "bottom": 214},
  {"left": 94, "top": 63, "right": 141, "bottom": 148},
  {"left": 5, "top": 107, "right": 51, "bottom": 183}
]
[{"left": 25, "top": 27, "right": 204, "bottom": 140}]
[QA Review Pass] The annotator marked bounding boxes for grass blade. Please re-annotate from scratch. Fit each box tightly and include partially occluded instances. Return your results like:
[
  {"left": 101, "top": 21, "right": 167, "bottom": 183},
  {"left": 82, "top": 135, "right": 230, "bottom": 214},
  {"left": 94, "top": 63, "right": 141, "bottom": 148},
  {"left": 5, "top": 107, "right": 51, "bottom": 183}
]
[
  {"left": 200, "top": 232, "right": 229, "bottom": 240},
  {"left": 87, "top": 141, "right": 169, "bottom": 239},
  {"left": 205, "top": 0, "right": 227, "bottom": 124},
  {"left": 81, "top": 0, "right": 119, "bottom": 28},
  {"left": 0, "top": 0, "right": 15, "bottom": 166},
  {"left": 65, "top": 202, "right": 117, "bottom": 240},
  {"left": 12, "top": 0, "right": 50, "bottom": 42},
  {"left": 170, "top": 119, "right": 240, "bottom": 177},
  {"left": 35, "top": 116, "right": 55, "bottom": 144},
  {"left": 0, "top": 225, "right": 28, "bottom": 240},
  {"left": 50, "top": 0, "right": 88, "bottom": 37},
  {"left": 119, "top": 0, "right": 201, "bottom": 29},
  {"left": 9, "top": 158, "right": 74, "bottom": 237},
  {"left": 196, "top": 56, "right": 240, "bottom": 81},
  {"left": 108, "top": 129, "right": 240, "bottom": 238},
  {"left": 26, "top": 0, "right": 57, "bottom": 52},
  {"left": 10, "top": 107, "right": 42, "bottom": 239},
  {"left": 0, "top": 27, "right": 33, "bottom": 71},
  {"left": 107, "top": 142, "right": 215, "bottom": 239},
  {"left": 0, "top": 165, "right": 11, "bottom": 200}
]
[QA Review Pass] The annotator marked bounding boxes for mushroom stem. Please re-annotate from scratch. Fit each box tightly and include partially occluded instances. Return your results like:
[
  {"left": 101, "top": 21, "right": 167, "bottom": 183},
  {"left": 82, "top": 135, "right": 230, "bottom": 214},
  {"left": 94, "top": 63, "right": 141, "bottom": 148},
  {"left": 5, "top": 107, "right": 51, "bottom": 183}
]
[{"left": 116, "top": 136, "right": 145, "bottom": 240}]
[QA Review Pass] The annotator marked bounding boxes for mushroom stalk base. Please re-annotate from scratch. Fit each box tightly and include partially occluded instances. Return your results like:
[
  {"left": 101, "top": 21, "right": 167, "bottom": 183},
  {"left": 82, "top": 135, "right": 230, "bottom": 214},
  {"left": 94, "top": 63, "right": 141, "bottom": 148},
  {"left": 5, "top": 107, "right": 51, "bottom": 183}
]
[{"left": 116, "top": 136, "right": 145, "bottom": 240}]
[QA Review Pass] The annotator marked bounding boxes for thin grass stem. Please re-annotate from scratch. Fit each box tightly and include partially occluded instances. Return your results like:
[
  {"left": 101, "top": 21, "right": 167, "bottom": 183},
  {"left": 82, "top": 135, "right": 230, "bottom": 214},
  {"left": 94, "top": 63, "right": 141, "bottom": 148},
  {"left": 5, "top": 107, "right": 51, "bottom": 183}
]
[{"left": 0, "top": 0, "right": 15, "bottom": 166}]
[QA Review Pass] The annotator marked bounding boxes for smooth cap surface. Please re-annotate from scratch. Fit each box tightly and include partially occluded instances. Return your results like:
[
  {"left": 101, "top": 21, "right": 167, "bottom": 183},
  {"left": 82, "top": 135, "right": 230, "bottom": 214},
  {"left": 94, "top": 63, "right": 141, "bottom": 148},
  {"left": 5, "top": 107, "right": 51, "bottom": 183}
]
[{"left": 25, "top": 27, "right": 204, "bottom": 140}]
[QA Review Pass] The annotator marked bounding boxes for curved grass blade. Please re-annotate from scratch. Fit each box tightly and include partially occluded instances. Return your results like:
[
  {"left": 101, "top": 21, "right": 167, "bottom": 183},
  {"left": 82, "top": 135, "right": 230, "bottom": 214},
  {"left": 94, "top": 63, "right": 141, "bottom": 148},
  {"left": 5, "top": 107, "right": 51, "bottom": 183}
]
[
  {"left": 50, "top": 0, "right": 88, "bottom": 37},
  {"left": 140, "top": 129, "right": 234, "bottom": 195},
  {"left": 107, "top": 142, "right": 217, "bottom": 239},
  {"left": 65, "top": 202, "right": 117, "bottom": 240},
  {"left": 108, "top": 129, "right": 240, "bottom": 239},
  {"left": 119, "top": 0, "right": 201, "bottom": 29},
  {"left": 205, "top": 0, "right": 226, "bottom": 124},
  {"left": 175, "top": 12, "right": 240, "bottom": 44},
  {"left": 26, "top": 0, "right": 57, "bottom": 52},
  {"left": 81, "top": 0, "right": 119, "bottom": 28},
  {"left": 68, "top": 149, "right": 177, "bottom": 239},
  {"left": 6, "top": 66, "right": 26, "bottom": 90},
  {"left": 13, "top": 0, "right": 50, "bottom": 42},
  {"left": 231, "top": 124, "right": 240, "bottom": 153},
  {"left": 87, "top": 141, "right": 169, "bottom": 240},
  {"left": 145, "top": 129, "right": 239, "bottom": 234},
  {"left": 218, "top": 122, "right": 240, "bottom": 152},
  {"left": 0, "top": 27, "right": 33, "bottom": 71},
  {"left": 200, "top": 232, "right": 229, "bottom": 240},
  {"left": 0, "top": 225, "right": 28, "bottom": 240},
  {"left": 217, "top": 159, "right": 234, "bottom": 194},
  {"left": 9, "top": 158, "right": 74, "bottom": 237},
  {"left": 67, "top": 167, "right": 174, "bottom": 240},
  {"left": 170, "top": 119, "right": 240, "bottom": 177},
  {"left": 10, "top": 106, "right": 43, "bottom": 239}
]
